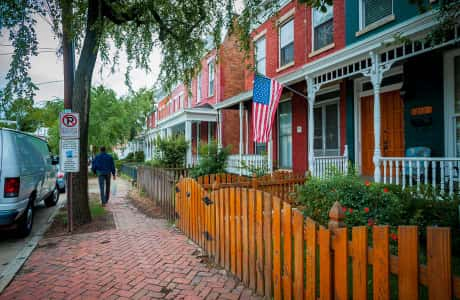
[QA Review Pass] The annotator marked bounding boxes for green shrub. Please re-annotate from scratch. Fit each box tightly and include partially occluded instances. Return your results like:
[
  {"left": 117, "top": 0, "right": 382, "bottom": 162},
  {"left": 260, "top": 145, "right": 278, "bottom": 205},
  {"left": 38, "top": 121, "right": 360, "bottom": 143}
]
[
  {"left": 190, "top": 141, "right": 231, "bottom": 178},
  {"left": 297, "top": 173, "right": 460, "bottom": 250},
  {"left": 150, "top": 134, "right": 188, "bottom": 168}
]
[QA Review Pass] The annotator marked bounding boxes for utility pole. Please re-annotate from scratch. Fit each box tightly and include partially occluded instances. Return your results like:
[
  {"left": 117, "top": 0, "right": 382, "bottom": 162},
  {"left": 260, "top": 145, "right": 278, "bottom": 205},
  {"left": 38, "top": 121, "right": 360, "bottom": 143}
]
[{"left": 62, "top": 0, "right": 75, "bottom": 232}]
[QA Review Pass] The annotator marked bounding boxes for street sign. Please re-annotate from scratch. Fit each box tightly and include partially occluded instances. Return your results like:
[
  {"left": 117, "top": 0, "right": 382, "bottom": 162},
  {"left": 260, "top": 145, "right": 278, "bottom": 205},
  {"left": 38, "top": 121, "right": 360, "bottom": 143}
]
[
  {"left": 60, "top": 112, "right": 80, "bottom": 139},
  {"left": 60, "top": 139, "right": 80, "bottom": 172}
]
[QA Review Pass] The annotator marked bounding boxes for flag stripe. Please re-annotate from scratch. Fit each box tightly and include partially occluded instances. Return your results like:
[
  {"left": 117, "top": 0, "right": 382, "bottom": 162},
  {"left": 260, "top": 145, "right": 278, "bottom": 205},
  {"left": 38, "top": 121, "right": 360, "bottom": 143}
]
[{"left": 252, "top": 75, "right": 283, "bottom": 144}]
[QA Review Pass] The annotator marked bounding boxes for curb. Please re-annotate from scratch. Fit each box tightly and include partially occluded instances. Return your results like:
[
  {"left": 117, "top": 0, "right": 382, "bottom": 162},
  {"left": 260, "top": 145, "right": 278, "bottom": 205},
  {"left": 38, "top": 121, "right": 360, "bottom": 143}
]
[{"left": 0, "top": 200, "right": 64, "bottom": 294}]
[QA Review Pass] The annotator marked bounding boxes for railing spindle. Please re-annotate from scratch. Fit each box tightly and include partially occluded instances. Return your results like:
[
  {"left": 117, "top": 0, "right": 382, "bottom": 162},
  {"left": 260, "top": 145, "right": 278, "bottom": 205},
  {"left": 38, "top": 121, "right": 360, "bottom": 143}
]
[
  {"left": 416, "top": 160, "right": 421, "bottom": 192},
  {"left": 440, "top": 161, "right": 445, "bottom": 194},
  {"left": 449, "top": 161, "right": 454, "bottom": 196},
  {"left": 395, "top": 160, "right": 400, "bottom": 185}
]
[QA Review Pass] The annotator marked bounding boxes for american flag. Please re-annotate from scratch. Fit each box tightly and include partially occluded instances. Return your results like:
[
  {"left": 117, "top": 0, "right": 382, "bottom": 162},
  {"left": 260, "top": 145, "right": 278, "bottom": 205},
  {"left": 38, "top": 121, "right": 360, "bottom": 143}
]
[{"left": 252, "top": 75, "right": 283, "bottom": 143}]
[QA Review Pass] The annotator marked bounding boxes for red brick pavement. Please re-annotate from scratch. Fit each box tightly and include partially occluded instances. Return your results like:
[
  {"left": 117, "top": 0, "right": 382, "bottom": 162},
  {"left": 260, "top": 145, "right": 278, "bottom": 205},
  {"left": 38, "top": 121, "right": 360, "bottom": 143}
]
[{"left": 0, "top": 179, "right": 261, "bottom": 300}]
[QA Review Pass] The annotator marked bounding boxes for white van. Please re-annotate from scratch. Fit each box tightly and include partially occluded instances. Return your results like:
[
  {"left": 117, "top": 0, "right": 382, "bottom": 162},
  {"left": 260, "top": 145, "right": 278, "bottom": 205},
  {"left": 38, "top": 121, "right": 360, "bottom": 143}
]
[{"left": 0, "top": 128, "right": 59, "bottom": 237}]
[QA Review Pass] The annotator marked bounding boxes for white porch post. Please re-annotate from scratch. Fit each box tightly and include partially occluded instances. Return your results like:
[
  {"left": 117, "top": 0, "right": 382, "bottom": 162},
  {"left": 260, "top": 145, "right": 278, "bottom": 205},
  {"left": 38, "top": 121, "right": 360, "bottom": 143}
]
[
  {"left": 239, "top": 102, "right": 244, "bottom": 175},
  {"left": 208, "top": 121, "right": 212, "bottom": 145},
  {"left": 306, "top": 77, "right": 320, "bottom": 176},
  {"left": 364, "top": 51, "right": 393, "bottom": 183},
  {"left": 197, "top": 121, "right": 201, "bottom": 163},
  {"left": 218, "top": 109, "right": 223, "bottom": 149},
  {"left": 185, "top": 120, "right": 192, "bottom": 167}
]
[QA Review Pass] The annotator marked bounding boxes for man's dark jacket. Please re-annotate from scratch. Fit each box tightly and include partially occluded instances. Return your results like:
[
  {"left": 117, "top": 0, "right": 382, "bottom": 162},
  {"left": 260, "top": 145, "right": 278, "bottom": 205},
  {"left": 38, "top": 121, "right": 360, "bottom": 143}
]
[{"left": 92, "top": 153, "right": 116, "bottom": 176}]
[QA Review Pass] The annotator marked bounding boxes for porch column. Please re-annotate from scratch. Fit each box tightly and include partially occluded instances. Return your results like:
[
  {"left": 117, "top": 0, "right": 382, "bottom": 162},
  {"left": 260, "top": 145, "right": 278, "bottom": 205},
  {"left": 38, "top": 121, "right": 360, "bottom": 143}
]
[
  {"left": 239, "top": 102, "right": 244, "bottom": 175},
  {"left": 185, "top": 120, "right": 192, "bottom": 167},
  {"left": 218, "top": 109, "right": 223, "bottom": 149},
  {"left": 197, "top": 121, "right": 201, "bottom": 162},
  {"left": 364, "top": 51, "right": 393, "bottom": 183},
  {"left": 208, "top": 121, "right": 212, "bottom": 145},
  {"left": 306, "top": 77, "right": 320, "bottom": 176}
]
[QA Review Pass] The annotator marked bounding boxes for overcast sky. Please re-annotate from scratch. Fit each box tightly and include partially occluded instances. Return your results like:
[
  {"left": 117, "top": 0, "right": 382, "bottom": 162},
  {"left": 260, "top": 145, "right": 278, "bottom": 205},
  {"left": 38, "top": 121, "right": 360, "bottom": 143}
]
[{"left": 0, "top": 17, "right": 162, "bottom": 104}]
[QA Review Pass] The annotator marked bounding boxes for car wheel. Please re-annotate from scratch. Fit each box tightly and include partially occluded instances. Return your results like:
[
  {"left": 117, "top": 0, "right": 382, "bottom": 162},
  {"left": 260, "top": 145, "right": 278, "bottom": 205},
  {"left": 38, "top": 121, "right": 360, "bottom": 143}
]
[
  {"left": 17, "top": 201, "right": 34, "bottom": 237},
  {"left": 45, "top": 187, "right": 59, "bottom": 207}
]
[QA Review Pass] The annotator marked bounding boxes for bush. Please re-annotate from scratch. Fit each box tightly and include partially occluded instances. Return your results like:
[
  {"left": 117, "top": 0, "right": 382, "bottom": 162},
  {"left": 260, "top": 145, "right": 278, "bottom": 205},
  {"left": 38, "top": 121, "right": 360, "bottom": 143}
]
[
  {"left": 149, "top": 134, "right": 188, "bottom": 168},
  {"left": 190, "top": 141, "right": 231, "bottom": 178},
  {"left": 297, "top": 173, "right": 460, "bottom": 250}
]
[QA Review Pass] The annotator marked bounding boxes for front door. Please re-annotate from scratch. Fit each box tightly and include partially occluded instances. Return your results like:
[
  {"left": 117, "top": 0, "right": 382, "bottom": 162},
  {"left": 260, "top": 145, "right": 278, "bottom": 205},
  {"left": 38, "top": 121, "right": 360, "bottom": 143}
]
[{"left": 361, "top": 90, "right": 405, "bottom": 176}]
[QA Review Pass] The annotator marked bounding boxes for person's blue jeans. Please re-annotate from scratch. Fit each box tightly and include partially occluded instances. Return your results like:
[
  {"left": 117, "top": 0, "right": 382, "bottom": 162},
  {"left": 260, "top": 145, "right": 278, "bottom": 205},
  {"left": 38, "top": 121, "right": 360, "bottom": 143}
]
[{"left": 98, "top": 174, "right": 111, "bottom": 204}]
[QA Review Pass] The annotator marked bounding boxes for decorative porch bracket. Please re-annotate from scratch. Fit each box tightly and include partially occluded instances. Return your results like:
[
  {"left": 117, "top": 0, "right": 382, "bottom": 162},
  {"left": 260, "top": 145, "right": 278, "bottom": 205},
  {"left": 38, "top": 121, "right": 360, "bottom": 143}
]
[
  {"left": 306, "top": 76, "right": 322, "bottom": 175},
  {"left": 361, "top": 51, "right": 393, "bottom": 183}
]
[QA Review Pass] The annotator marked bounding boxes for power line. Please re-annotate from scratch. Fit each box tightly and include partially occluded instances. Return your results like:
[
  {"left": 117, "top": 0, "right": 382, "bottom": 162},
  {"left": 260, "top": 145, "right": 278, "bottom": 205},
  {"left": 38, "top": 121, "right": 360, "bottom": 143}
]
[
  {"left": 35, "top": 80, "right": 64, "bottom": 85},
  {"left": 0, "top": 50, "right": 57, "bottom": 56}
]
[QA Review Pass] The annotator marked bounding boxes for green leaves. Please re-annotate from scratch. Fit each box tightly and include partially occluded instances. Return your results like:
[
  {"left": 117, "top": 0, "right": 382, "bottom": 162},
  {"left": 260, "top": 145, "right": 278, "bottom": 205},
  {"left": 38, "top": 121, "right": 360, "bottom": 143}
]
[
  {"left": 190, "top": 141, "right": 231, "bottom": 178},
  {"left": 149, "top": 134, "right": 188, "bottom": 168}
]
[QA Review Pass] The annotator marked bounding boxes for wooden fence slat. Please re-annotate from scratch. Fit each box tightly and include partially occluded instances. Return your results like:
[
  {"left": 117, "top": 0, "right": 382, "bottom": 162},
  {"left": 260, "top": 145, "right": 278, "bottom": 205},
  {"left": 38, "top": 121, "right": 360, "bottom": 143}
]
[
  {"left": 263, "top": 194, "right": 273, "bottom": 298},
  {"left": 373, "top": 226, "right": 390, "bottom": 300},
  {"left": 427, "top": 227, "right": 452, "bottom": 300},
  {"left": 333, "top": 227, "right": 348, "bottom": 300},
  {"left": 236, "top": 188, "right": 243, "bottom": 279},
  {"left": 214, "top": 190, "right": 220, "bottom": 264},
  {"left": 219, "top": 188, "right": 225, "bottom": 266},
  {"left": 352, "top": 226, "right": 367, "bottom": 300},
  {"left": 230, "top": 188, "right": 236, "bottom": 274},
  {"left": 256, "top": 190, "right": 265, "bottom": 295},
  {"left": 282, "top": 202, "right": 292, "bottom": 300},
  {"left": 398, "top": 226, "right": 419, "bottom": 300},
  {"left": 225, "top": 188, "right": 230, "bottom": 271},
  {"left": 293, "top": 209, "right": 304, "bottom": 300},
  {"left": 242, "top": 189, "right": 249, "bottom": 286},
  {"left": 305, "top": 218, "right": 316, "bottom": 300},
  {"left": 248, "top": 189, "right": 257, "bottom": 290},
  {"left": 272, "top": 196, "right": 282, "bottom": 300},
  {"left": 319, "top": 227, "right": 331, "bottom": 300}
]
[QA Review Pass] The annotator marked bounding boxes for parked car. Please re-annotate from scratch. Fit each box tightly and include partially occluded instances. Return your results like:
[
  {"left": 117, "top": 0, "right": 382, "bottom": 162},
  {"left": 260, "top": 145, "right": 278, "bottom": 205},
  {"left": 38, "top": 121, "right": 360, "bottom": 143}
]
[
  {"left": 0, "top": 128, "right": 60, "bottom": 237},
  {"left": 56, "top": 167, "right": 65, "bottom": 193}
]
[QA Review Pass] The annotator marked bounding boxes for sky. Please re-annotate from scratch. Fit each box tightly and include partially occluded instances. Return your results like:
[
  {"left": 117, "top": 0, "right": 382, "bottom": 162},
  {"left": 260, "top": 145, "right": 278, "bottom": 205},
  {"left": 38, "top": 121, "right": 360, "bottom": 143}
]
[{"left": 0, "top": 17, "right": 162, "bottom": 104}]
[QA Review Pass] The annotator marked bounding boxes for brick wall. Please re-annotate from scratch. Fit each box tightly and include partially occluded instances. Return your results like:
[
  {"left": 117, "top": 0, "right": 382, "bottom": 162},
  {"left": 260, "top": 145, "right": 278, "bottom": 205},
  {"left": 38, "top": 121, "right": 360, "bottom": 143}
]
[
  {"left": 219, "top": 34, "right": 246, "bottom": 100},
  {"left": 222, "top": 109, "right": 240, "bottom": 154}
]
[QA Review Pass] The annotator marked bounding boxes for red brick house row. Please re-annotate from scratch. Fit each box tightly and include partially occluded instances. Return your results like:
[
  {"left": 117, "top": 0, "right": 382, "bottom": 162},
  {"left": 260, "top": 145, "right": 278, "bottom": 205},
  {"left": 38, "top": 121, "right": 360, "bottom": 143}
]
[{"left": 142, "top": 0, "right": 460, "bottom": 193}]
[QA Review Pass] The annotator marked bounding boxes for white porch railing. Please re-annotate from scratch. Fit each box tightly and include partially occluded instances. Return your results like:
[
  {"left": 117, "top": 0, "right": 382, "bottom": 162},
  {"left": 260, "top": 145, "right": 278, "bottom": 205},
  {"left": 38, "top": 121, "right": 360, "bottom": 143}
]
[
  {"left": 312, "top": 145, "right": 349, "bottom": 179},
  {"left": 378, "top": 157, "right": 460, "bottom": 195},
  {"left": 226, "top": 154, "right": 268, "bottom": 176},
  {"left": 313, "top": 156, "right": 349, "bottom": 179}
]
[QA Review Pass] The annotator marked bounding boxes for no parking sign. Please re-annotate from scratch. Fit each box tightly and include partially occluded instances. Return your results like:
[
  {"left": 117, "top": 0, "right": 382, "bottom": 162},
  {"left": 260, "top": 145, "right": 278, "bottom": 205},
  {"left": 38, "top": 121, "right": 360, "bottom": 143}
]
[{"left": 60, "top": 112, "right": 80, "bottom": 139}]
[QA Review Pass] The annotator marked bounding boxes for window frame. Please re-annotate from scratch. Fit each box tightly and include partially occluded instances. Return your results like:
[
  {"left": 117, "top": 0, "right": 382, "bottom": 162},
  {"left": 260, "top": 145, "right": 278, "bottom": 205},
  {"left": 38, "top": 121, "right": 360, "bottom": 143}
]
[
  {"left": 313, "top": 97, "right": 340, "bottom": 157},
  {"left": 311, "top": 4, "right": 334, "bottom": 52},
  {"left": 278, "top": 18, "right": 295, "bottom": 68},
  {"left": 255, "top": 35, "right": 267, "bottom": 75},
  {"left": 197, "top": 72, "right": 202, "bottom": 103},
  {"left": 359, "top": 0, "right": 394, "bottom": 30},
  {"left": 277, "top": 99, "right": 293, "bottom": 169},
  {"left": 208, "top": 60, "right": 215, "bottom": 97}
]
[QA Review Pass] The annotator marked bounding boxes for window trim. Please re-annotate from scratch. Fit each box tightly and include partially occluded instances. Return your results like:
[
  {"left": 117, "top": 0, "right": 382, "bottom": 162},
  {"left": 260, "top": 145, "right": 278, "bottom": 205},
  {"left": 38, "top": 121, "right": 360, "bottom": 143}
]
[
  {"left": 277, "top": 98, "right": 293, "bottom": 169},
  {"left": 311, "top": 4, "right": 334, "bottom": 52},
  {"left": 208, "top": 60, "right": 215, "bottom": 97},
  {"left": 313, "top": 97, "right": 340, "bottom": 157},
  {"left": 255, "top": 35, "right": 267, "bottom": 75},
  {"left": 197, "top": 73, "right": 202, "bottom": 103},
  {"left": 278, "top": 18, "right": 295, "bottom": 69},
  {"left": 358, "top": 0, "right": 394, "bottom": 35}
]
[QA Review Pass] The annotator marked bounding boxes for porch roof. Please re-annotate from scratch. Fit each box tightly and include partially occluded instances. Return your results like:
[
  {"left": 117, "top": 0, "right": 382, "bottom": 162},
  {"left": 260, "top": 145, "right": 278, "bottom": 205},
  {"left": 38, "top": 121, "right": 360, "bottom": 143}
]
[{"left": 156, "top": 107, "right": 217, "bottom": 129}]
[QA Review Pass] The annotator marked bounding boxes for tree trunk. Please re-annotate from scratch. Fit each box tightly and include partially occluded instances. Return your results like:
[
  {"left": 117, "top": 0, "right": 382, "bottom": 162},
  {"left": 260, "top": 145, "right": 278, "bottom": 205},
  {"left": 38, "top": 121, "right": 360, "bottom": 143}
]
[{"left": 70, "top": 0, "right": 101, "bottom": 225}]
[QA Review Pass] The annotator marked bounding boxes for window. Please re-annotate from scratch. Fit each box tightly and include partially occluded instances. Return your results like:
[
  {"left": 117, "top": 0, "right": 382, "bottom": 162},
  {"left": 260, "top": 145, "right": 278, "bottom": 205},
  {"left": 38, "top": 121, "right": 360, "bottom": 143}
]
[
  {"left": 278, "top": 101, "right": 292, "bottom": 169},
  {"left": 279, "top": 19, "right": 294, "bottom": 67},
  {"left": 197, "top": 73, "right": 202, "bottom": 102},
  {"left": 312, "top": 4, "right": 333, "bottom": 51},
  {"left": 313, "top": 101, "right": 339, "bottom": 156},
  {"left": 454, "top": 56, "right": 460, "bottom": 157},
  {"left": 208, "top": 61, "right": 215, "bottom": 97},
  {"left": 361, "top": 0, "right": 393, "bottom": 28},
  {"left": 255, "top": 36, "right": 266, "bottom": 75}
]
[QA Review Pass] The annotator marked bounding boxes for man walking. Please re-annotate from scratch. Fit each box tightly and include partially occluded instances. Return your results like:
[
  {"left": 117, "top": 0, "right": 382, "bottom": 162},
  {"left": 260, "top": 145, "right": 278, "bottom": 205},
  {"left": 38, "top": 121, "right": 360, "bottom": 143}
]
[{"left": 92, "top": 146, "right": 116, "bottom": 206}]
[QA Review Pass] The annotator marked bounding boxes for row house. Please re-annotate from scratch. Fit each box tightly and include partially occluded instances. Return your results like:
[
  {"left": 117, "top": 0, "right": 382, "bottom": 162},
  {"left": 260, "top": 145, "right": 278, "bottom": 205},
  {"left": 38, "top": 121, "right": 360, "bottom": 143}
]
[
  {"left": 143, "top": 32, "right": 246, "bottom": 164},
  {"left": 143, "top": 0, "right": 460, "bottom": 194},
  {"left": 215, "top": 0, "right": 460, "bottom": 194}
]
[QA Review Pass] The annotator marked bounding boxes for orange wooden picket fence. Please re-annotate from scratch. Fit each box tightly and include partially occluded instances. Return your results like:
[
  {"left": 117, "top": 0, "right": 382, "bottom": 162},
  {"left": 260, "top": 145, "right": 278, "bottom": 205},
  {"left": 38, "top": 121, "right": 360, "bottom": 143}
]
[
  {"left": 175, "top": 177, "right": 460, "bottom": 300},
  {"left": 196, "top": 172, "right": 306, "bottom": 204}
]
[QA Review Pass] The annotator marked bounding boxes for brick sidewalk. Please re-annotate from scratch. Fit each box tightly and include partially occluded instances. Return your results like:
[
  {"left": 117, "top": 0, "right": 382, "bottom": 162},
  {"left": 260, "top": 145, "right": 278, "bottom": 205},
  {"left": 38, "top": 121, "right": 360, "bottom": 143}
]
[{"left": 0, "top": 179, "right": 261, "bottom": 300}]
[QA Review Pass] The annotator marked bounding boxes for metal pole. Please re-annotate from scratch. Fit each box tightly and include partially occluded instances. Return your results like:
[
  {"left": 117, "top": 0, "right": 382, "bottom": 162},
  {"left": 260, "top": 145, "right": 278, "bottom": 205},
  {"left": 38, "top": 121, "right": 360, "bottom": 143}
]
[{"left": 62, "top": 1, "right": 75, "bottom": 232}]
